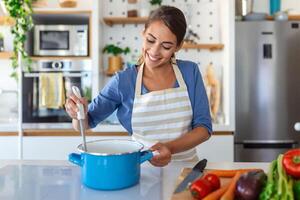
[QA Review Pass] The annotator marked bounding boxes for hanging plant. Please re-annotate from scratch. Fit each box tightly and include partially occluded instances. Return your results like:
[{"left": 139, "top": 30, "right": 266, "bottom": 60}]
[{"left": 3, "top": 0, "right": 34, "bottom": 80}]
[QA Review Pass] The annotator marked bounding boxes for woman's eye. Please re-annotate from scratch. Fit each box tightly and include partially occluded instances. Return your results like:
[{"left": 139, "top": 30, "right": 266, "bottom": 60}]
[
  {"left": 162, "top": 46, "right": 171, "bottom": 50},
  {"left": 146, "top": 39, "right": 155, "bottom": 43}
]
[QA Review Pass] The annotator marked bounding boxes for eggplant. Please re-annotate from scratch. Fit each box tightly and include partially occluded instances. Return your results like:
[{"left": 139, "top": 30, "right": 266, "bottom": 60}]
[{"left": 235, "top": 170, "right": 267, "bottom": 200}]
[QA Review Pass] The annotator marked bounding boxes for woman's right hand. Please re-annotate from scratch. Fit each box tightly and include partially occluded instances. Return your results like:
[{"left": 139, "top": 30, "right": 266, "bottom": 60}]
[{"left": 65, "top": 93, "right": 88, "bottom": 120}]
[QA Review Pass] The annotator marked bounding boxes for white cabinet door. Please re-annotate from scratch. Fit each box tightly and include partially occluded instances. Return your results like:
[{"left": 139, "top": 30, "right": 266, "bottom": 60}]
[
  {"left": 196, "top": 135, "right": 234, "bottom": 162},
  {"left": 22, "top": 135, "right": 233, "bottom": 161},
  {"left": 23, "top": 136, "right": 131, "bottom": 160},
  {"left": 0, "top": 137, "right": 18, "bottom": 159}
]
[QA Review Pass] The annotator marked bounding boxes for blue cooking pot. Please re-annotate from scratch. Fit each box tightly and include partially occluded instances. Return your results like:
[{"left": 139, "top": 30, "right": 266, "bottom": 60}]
[{"left": 69, "top": 139, "right": 153, "bottom": 190}]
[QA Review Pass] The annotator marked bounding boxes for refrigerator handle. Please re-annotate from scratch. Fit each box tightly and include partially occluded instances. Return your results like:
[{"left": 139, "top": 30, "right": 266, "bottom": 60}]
[
  {"left": 295, "top": 122, "right": 300, "bottom": 131},
  {"left": 242, "top": 140, "right": 297, "bottom": 149}
]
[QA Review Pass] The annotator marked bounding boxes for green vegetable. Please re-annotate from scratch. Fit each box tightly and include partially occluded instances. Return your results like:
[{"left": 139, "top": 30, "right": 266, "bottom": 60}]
[
  {"left": 259, "top": 154, "right": 294, "bottom": 200},
  {"left": 294, "top": 180, "right": 300, "bottom": 200},
  {"left": 259, "top": 159, "right": 277, "bottom": 200}
]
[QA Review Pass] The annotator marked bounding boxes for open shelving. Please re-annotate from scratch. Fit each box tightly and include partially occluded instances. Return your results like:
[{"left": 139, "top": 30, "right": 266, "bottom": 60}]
[
  {"left": 266, "top": 15, "right": 300, "bottom": 20},
  {"left": 182, "top": 43, "right": 224, "bottom": 51},
  {"left": 0, "top": 52, "right": 13, "bottom": 59},
  {"left": 103, "top": 17, "right": 148, "bottom": 26},
  {"left": 0, "top": 16, "right": 14, "bottom": 26}
]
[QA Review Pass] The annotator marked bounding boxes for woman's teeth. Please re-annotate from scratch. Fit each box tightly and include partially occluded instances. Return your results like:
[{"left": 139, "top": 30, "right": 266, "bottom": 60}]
[{"left": 148, "top": 54, "right": 159, "bottom": 61}]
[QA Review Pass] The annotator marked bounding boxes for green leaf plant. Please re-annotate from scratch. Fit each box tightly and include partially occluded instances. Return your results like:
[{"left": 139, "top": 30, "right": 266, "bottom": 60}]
[
  {"left": 102, "top": 44, "right": 130, "bottom": 56},
  {"left": 149, "top": 0, "right": 162, "bottom": 6},
  {"left": 3, "top": 0, "right": 33, "bottom": 80}
]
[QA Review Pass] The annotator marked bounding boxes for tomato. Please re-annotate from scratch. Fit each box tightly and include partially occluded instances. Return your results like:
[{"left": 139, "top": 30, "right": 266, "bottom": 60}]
[
  {"left": 190, "top": 179, "right": 213, "bottom": 199},
  {"left": 282, "top": 149, "right": 300, "bottom": 178},
  {"left": 203, "top": 173, "right": 221, "bottom": 191}
]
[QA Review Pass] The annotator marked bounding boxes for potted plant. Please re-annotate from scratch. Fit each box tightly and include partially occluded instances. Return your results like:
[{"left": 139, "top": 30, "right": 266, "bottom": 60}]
[
  {"left": 150, "top": 0, "right": 162, "bottom": 11},
  {"left": 3, "top": 0, "right": 33, "bottom": 80},
  {"left": 0, "top": 32, "right": 4, "bottom": 52},
  {"left": 102, "top": 44, "right": 130, "bottom": 76}
]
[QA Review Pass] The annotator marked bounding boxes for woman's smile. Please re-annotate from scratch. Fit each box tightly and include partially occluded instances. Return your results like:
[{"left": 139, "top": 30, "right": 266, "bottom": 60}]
[{"left": 146, "top": 52, "right": 161, "bottom": 62}]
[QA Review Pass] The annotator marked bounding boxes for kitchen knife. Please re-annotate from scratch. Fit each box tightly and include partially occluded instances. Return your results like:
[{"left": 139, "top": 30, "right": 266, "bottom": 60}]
[
  {"left": 72, "top": 86, "right": 87, "bottom": 152},
  {"left": 173, "top": 158, "right": 207, "bottom": 194}
]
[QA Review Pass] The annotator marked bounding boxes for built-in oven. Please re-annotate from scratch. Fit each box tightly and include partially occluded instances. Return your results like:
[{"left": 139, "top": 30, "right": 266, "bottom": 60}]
[
  {"left": 33, "top": 25, "right": 88, "bottom": 56},
  {"left": 22, "top": 60, "right": 92, "bottom": 123}
]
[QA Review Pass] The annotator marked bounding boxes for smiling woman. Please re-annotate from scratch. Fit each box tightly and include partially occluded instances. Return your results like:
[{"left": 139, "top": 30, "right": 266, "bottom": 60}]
[{"left": 65, "top": 5, "right": 212, "bottom": 167}]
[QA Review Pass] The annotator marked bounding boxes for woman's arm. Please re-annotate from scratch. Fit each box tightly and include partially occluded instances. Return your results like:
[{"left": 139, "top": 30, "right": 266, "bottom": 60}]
[
  {"left": 66, "top": 72, "right": 122, "bottom": 131},
  {"left": 149, "top": 127, "right": 210, "bottom": 167},
  {"left": 165, "top": 126, "right": 210, "bottom": 154}
]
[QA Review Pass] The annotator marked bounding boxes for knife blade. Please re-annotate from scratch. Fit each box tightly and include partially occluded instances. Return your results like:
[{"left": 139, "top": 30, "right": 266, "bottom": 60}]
[{"left": 173, "top": 158, "right": 207, "bottom": 194}]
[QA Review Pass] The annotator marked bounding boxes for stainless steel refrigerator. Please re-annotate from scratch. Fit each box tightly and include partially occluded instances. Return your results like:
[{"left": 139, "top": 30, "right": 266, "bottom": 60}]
[{"left": 235, "top": 21, "right": 300, "bottom": 162}]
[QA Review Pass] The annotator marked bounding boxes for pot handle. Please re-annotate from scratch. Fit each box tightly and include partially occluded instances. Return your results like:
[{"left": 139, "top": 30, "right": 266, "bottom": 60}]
[
  {"left": 69, "top": 153, "right": 83, "bottom": 167},
  {"left": 140, "top": 150, "right": 154, "bottom": 164}
]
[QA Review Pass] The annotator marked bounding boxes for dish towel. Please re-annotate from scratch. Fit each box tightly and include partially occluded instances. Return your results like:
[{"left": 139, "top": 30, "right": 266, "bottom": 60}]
[{"left": 39, "top": 73, "right": 65, "bottom": 109}]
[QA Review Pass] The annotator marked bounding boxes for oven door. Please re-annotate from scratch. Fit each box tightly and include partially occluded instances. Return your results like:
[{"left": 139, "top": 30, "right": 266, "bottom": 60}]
[
  {"left": 34, "top": 25, "right": 72, "bottom": 56},
  {"left": 22, "top": 71, "right": 91, "bottom": 123}
]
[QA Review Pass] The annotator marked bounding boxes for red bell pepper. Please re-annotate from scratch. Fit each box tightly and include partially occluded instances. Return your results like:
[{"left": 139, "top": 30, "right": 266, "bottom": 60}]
[
  {"left": 282, "top": 149, "right": 300, "bottom": 178},
  {"left": 190, "top": 179, "right": 213, "bottom": 199}
]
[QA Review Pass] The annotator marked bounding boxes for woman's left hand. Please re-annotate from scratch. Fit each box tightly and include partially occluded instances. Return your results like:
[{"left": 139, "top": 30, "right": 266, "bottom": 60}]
[{"left": 149, "top": 142, "right": 172, "bottom": 167}]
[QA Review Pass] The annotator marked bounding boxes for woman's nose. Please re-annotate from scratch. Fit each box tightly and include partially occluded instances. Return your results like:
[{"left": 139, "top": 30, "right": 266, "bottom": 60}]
[{"left": 149, "top": 44, "right": 161, "bottom": 55}]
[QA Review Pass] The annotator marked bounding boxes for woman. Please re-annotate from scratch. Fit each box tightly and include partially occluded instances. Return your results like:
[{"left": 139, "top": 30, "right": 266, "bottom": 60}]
[{"left": 65, "top": 6, "right": 212, "bottom": 167}]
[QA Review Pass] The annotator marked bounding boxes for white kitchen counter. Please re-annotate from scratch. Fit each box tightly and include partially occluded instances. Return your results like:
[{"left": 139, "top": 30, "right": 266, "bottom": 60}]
[{"left": 0, "top": 160, "right": 269, "bottom": 200}]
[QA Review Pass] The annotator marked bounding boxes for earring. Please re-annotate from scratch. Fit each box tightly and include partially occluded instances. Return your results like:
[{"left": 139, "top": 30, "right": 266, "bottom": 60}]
[{"left": 171, "top": 55, "right": 176, "bottom": 64}]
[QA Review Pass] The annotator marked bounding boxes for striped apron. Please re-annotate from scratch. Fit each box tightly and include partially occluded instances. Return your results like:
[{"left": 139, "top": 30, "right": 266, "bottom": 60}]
[{"left": 131, "top": 61, "right": 197, "bottom": 161}]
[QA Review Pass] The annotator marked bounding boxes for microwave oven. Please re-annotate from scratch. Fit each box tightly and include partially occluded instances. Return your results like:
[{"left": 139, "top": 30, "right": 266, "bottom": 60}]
[{"left": 34, "top": 25, "right": 88, "bottom": 56}]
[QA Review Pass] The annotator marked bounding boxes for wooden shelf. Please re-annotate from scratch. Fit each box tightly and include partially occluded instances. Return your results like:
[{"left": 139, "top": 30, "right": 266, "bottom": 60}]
[
  {"left": 103, "top": 17, "right": 148, "bottom": 26},
  {"left": 266, "top": 15, "right": 300, "bottom": 20},
  {"left": 182, "top": 43, "right": 224, "bottom": 51},
  {"left": 0, "top": 52, "right": 13, "bottom": 59},
  {"left": 0, "top": 16, "right": 15, "bottom": 26},
  {"left": 31, "top": 56, "right": 91, "bottom": 61}
]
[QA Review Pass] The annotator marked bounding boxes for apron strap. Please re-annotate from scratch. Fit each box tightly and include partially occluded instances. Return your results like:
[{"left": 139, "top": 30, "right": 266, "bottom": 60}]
[{"left": 134, "top": 59, "right": 187, "bottom": 97}]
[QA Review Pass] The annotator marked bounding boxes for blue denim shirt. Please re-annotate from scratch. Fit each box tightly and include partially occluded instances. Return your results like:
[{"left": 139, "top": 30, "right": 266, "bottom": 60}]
[{"left": 88, "top": 59, "right": 212, "bottom": 134}]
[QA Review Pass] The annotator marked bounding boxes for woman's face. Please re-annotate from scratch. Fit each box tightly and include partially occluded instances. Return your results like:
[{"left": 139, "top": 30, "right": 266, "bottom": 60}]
[{"left": 142, "top": 20, "right": 179, "bottom": 69}]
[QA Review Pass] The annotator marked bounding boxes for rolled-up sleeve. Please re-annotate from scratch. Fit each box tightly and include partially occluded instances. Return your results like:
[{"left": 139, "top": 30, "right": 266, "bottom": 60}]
[
  {"left": 88, "top": 74, "right": 121, "bottom": 128},
  {"left": 191, "top": 63, "right": 213, "bottom": 134}
]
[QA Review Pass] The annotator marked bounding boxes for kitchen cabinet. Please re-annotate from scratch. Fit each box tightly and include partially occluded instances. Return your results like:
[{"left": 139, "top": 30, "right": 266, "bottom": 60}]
[
  {"left": 22, "top": 135, "right": 131, "bottom": 160},
  {"left": 196, "top": 134, "right": 234, "bottom": 162},
  {"left": 0, "top": 136, "right": 18, "bottom": 159},
  {"left": 0, "top": 132, "right": 233, "bottom": 161}
]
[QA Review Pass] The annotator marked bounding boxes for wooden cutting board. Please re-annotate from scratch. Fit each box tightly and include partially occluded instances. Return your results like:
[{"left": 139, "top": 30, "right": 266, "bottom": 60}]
[{"left": 171, "top": 168, "right": 232, "bottom": 200}]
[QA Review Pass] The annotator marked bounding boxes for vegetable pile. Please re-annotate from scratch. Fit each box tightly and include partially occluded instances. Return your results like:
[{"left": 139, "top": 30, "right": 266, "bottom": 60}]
[
  {"left": 260, "top": 149, "right": 300, "bottom": 200},
  {"left": 188, "top": 148, "right": 300, "bottom": 200}
]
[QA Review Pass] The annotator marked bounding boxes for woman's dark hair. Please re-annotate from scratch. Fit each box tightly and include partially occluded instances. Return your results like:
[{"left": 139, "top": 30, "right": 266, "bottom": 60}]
[{"left": 145, "top": 6, "right": 187, "bottom": 46}]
